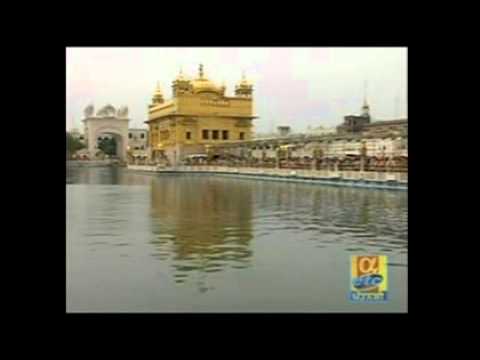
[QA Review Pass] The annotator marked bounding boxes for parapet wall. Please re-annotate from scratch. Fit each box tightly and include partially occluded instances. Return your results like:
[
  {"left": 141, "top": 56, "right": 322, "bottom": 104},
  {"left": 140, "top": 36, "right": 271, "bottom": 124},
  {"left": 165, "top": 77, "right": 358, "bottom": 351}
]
[
  {"left": 127, "top": 165, "right": 407, "bottom": 190},
  {"left": 67, "top": 160, "right": 120, "bottom": 167}
]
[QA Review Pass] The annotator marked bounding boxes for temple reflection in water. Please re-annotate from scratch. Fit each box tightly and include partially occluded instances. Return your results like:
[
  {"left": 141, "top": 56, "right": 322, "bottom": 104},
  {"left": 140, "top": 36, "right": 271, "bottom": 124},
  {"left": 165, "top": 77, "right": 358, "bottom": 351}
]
[
  {"left": 148, "top": 175, "right": 253, "bottom": 290},
  {"left": 147, "top": 174, "right": 407, "bottom": 292}
]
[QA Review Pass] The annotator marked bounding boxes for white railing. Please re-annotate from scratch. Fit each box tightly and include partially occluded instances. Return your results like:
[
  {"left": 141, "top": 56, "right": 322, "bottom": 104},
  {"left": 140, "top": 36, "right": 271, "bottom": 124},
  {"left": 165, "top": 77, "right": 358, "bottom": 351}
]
[{"left": 127, "top": 165, "right": 407, "bottom": 183}]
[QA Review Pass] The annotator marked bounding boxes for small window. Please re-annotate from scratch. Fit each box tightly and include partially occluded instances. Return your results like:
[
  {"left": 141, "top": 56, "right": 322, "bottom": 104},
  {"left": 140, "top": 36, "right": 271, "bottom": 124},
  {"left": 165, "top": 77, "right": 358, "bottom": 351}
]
[
  {"left": 129, "top": 133, "right": 132, "bottom": 139},
  {"left": 212, "top": 130, "right": 219, "bottom": 140},
  {"left": 186, "top": 131, "right": 191, "bottom": 140},
  {"left": 222, "top": 130, "right": 229, "bottom": 140},
  {"left": 239, "top": 132, "right": 245, "bottom": 140},
  {"left": 202, "top": 130, "right": 209, "bottom": 139},
  {"left": 134, "top": 147, "right": 139, "bottom": 150},
  {"left": 97, "top": 137, "right": 102, "bottom": 141},
  {"left": 79, "top": 136, "right": 84, "bottom": 140},
  {"left": 141, "top": 145, "right": 144, "bottom": 150},
  {"left": 140, "top": 133, "right": 145, "bottom": 139}
]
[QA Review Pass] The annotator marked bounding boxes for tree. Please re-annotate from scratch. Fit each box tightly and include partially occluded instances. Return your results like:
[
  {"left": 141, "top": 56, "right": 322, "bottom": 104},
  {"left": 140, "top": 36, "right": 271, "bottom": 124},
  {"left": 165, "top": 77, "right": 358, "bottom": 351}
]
[
  {"left": 66, "top": 132, "right": 85, "bottom": 158},
  {"left": 98, "top": 137, "right": 117, "bottom": 156}
]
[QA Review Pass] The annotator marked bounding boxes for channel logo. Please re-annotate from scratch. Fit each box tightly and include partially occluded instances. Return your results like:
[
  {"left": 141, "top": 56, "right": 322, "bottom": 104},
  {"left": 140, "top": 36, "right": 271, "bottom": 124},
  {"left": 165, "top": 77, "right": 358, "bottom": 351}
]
[{"left": 350, "top": 255, "right": 388, "bottom": 302}]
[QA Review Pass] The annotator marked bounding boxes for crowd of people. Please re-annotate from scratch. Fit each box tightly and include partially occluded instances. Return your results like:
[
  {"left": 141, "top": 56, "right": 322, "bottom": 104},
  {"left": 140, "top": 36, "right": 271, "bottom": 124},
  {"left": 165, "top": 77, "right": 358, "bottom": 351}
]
[{"left": 181, "top": 154, "right": 408, "bottom": 172}]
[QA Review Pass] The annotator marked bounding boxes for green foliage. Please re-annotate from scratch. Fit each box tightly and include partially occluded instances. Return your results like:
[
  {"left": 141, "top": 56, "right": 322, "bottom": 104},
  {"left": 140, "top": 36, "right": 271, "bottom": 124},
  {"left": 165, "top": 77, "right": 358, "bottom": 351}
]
[
  {"left": 98, "top": 137, "right": 117, "bottom": 156},
  {"left": 66, "top": 132, "right": 85, "bottom": 157}
]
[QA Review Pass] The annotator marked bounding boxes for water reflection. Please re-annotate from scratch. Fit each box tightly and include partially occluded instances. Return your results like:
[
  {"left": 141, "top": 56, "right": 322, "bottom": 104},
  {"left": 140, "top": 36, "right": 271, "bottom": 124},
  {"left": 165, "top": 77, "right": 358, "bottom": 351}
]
[
  {"left": 67, "top": 165, "right": 155, "bottom": 185},
  {"left": 67, "top": 167, "right": 407, "bottom": 311},
  {"left": 249, "top": 181, "right": 408, "bottom": 264},
  {"left": 149, "top": 175, "right": 253, "bottom": 291},
  {"left": 146, "top": 174, "right": 408, "bottom": 294}
]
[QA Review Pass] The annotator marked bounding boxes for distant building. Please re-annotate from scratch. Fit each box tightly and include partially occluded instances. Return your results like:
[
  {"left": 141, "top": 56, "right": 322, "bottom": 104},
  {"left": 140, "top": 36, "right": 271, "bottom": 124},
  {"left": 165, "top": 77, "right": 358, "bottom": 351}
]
[
  {"left": 128, "top": 128, "right": 148, "bottom": 151},
  {"left": 253, "top": 132, "right": 277, "bottom": 139},
  {"left": 253, "top": 126, "right": 294, "bottom": 140},
  {"left": 362, "top": 119, "right": 407, "bottom": 137},
  {"left": 128, "top": 128, "right": 149, "bottom": 161},
  {"left": 336, "top": 99, "right": 407, "bottom": 137},
  {"left": 306, "top": 125, "right": 336, "bottom": 136},
  {"left": 337, "top": 99, "right": 371, "bottom": 134},
  {"left": 277, "top": 126, "right": 291, "bottom": 137}
]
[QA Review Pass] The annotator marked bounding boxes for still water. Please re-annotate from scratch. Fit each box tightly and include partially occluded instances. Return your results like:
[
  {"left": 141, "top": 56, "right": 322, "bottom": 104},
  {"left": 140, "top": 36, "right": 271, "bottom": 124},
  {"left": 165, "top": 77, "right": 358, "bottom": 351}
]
[{"left": 67, "top": 167, "right": 407, "bottom": 312}]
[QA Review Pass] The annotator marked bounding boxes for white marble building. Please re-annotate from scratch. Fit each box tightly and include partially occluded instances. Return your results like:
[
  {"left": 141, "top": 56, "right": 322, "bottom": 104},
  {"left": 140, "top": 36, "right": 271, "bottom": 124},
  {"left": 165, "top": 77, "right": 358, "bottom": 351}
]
[
  {"left": 82, "top": 104, "right": 130, "bottom": 161},
  {"left": 128, "top": 128, "right": 148, "bottom": 151}
]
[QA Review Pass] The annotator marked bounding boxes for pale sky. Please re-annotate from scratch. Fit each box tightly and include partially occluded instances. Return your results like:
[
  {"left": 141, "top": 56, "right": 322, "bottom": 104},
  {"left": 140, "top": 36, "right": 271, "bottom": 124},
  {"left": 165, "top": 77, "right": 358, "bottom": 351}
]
[{"left": 66, "top": 47, "right": 407, "bottom": 133}]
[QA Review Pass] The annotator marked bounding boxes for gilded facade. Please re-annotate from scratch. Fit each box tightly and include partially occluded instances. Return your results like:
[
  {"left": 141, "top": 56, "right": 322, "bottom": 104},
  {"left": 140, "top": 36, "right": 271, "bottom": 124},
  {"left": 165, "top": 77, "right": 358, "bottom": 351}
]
[{"left": 145, "top": 64, "right": 257, "bottom": 164}]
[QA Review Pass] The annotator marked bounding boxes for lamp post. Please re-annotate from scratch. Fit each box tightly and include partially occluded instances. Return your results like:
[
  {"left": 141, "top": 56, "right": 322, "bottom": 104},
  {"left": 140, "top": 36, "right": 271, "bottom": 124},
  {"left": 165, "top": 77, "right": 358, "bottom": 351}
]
[
  {"left": 156, "top": 143, "right": 163, "bottom": 164},
  {"left": 313, "top": 148, "right": 323, "bottom": 171},
  {"left": 360, "top": 141, "right": 367, "bottom": 172}
]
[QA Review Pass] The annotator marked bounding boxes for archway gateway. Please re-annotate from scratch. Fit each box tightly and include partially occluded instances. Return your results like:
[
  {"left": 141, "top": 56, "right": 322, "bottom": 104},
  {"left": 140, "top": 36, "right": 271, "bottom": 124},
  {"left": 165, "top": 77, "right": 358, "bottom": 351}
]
[{"left": 82, "top": 104, "right": 130, "bottom": 161}]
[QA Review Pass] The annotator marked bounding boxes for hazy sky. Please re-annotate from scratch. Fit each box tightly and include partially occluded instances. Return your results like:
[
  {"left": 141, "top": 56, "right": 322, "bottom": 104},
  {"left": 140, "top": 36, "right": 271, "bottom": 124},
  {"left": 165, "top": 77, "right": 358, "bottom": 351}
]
[{"left": 66, "top": 47, "right": 407, "bottom": 133}]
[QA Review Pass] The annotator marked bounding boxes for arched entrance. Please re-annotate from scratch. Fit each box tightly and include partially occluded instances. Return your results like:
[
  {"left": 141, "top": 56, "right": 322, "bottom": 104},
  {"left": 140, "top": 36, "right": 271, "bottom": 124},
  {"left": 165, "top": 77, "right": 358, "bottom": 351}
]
[
  {"left": 92, "top": 130, "right": 124, "bottom": 159},
  {"left": 82, "top": 104, "right": 130, "bottom": 162}
]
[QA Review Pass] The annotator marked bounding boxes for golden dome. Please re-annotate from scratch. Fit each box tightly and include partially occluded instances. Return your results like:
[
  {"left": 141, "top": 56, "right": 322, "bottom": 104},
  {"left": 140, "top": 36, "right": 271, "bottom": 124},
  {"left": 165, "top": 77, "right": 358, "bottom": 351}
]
[
  {"left": 191, "top": 64, "right": 222, "bottom": 94},
  {"left": 191, "top": 78, "right": 223, "bottom": 94}
]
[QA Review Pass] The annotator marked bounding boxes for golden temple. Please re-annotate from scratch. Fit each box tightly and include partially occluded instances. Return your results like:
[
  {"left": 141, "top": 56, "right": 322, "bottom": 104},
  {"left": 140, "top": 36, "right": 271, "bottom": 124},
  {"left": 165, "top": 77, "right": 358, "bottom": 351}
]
[{"left": 145, "top": 64, "right": 257, "bottom": 164}]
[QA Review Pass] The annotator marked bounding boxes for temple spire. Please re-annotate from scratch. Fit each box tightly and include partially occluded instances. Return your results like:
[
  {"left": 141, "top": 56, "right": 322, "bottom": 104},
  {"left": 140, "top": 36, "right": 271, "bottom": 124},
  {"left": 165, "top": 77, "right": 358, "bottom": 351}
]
[
  {"left": 151, "top": 81, "right": 164, "bottom": 106},
  {"left": 363, "top": 80, "right": 368, "bottom": 107},
  {"left": 361, "top": 80, "right": 370, "bottom": 117}
]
